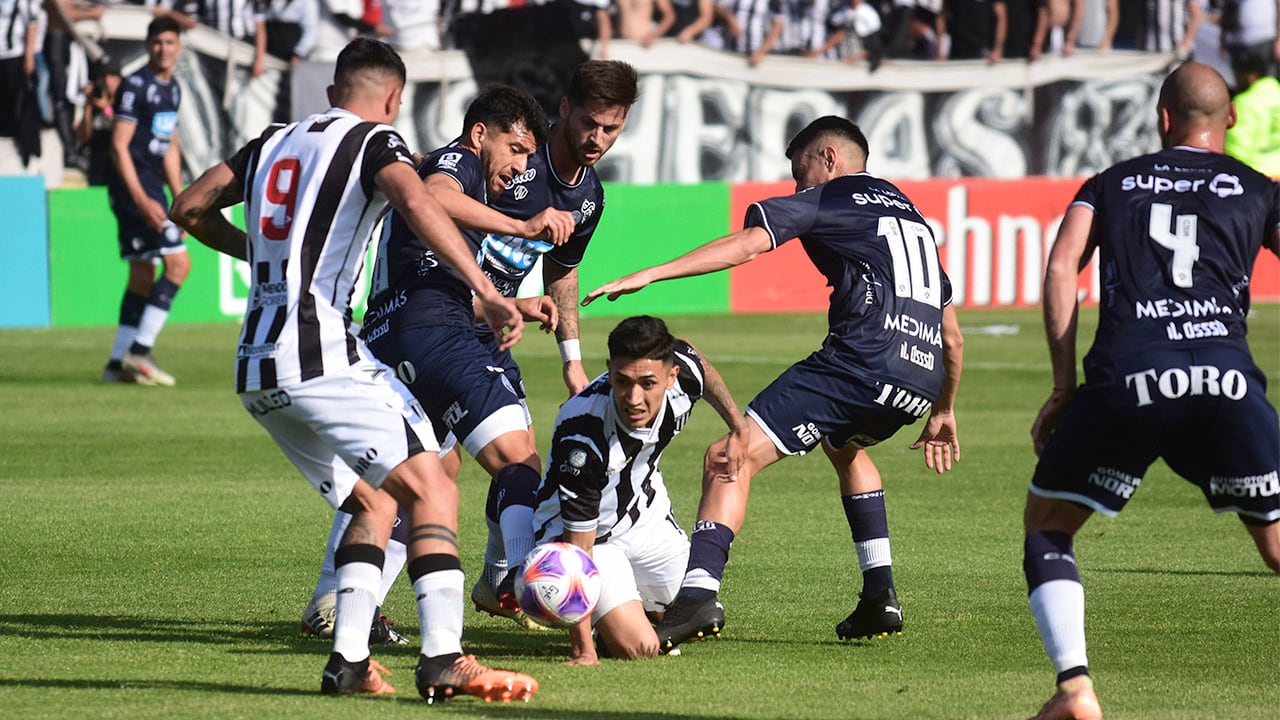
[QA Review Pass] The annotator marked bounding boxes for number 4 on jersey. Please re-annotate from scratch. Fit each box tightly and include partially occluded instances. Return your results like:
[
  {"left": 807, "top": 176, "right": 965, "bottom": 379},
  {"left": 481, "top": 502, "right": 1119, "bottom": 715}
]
[{"left": 1148, "top": 202, "right": 1199, "bottom": 288}]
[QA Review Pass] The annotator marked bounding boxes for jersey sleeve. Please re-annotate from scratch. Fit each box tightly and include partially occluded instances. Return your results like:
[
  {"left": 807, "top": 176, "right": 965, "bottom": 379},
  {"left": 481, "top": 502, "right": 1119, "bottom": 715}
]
[
  {"left": 547, "top": 188, "right": 604, "bottom": 268},
  {"left": 359, "top": 127, "right": 416, "bottom": 197},
  {"left": 114, "top": 74, "right": 146, "bottom": 125},
  {"left": 225, "top": 123, "right": 284, "bottom": 185},
  {"left": 673, "top": 340, "right": 706, "bottom": 401},
  {"left": 744, "top": 187, "right": 823, "bottom": 249},
  {"left": 1069, "top": 174, "right": 1101, "bottom": 212},
  {"left": 423, "top": 147, "right": 486, "bottom": 199},
  {"left": 544, "top": 438, "right": 607, "bottom": 533}
]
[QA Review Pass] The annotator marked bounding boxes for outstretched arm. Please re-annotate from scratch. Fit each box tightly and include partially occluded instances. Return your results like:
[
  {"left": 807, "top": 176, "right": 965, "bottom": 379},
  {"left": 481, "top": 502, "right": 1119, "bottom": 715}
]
[
  {"left": 424, "top": 173, "right": 574, "bottom": 245},
  {"left": 582, "top": 226, "right": 773, "bottom": 306},
  {"left": 170, "top": 162, "right": 248, "bottom": 259},
  {"left": 909, "top": 303, "right": 963, "bottom": 473},
  {"left": 1030, "top": 204, "right": 1095, "bottom": 455}
]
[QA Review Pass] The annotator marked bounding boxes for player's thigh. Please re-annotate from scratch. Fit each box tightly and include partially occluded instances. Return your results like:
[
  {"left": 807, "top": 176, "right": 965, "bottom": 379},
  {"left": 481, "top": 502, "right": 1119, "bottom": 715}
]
[
  {"left": 747, "top": 351, "right": 924, "bottom": 456},
  {"left": 590, "top": 543, "right": 642, "bottom": 623},
  {"left": 243, "top": 362, "right": 440, "bottom": 490},
  {"left": 244, "top": 393, "right": 364, "bottom": 509},
  {"left": 374, "top": 323, "right": 525, "bottom": 454},
  {"left": 620, "top": 517, "right": 690, "bottom": 611},
  {"left": 1030, "top": 383, "right": 1161, "bottom": 517},
  {"left": 1161, "top": 357, "right": 1280, "bottom": 523}
]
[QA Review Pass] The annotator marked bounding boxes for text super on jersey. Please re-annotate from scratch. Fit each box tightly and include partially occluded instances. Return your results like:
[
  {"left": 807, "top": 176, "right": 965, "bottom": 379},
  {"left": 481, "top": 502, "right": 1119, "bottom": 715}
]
[
  {"left": 1074, "top": 146, "right": 1280, "bottom": 371},
  {"left": 746, "top": 173, "right": 952, "bottom": 400}
]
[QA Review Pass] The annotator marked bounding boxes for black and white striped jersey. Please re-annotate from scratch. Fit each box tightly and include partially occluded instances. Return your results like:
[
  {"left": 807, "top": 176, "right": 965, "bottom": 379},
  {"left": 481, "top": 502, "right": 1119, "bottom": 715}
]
[
  {"left": 533, "top": 341, "right": 707, "bottom": 544},
  {"left": 0, "top": 0, "right": 42, "bottom": 60},
  {"left": 225, "top": 108, "right": 416, "bottom": 393},
  {"left": 201, "top": 0, "right": 267, "bottom": 41},
  {"left": 1137, "top": 0, "right": 1200, "bottom": 52}
]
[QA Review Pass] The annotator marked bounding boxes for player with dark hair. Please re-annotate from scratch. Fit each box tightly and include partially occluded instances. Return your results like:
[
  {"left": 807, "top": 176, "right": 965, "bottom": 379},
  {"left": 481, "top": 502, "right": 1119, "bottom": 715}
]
[
  {"left": 298, "top": 82, "right": 575, "bottom": 638},
  {"left": 169, "top": 37, "right": 538, "bottom": 703},
  {"left": 585, "top": 114, "right": 964, "bottom": 652},
  {"left": 1021, "top": 62, "right": 1280, "bottom": 720},
  {"left": 103, "top": 16, "right": 188, "bottom": 386},
  {"left": 530, "top": 315, "right": 748, "bottom": 663}
]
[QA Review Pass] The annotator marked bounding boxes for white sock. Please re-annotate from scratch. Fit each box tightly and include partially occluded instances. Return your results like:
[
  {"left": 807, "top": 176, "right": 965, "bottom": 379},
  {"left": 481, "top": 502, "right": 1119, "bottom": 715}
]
[
  {"left": 132, "top": 305, "right": 170, "bottom": 349},
  {"left": 482, "top": 516, "right": 508, "bottom": 587},
  {"left": 682, "top": 569, "right": 720, "bottom": 593},
  {"left": 380, "top": 539, "right": 407, "bottom": 603},
  {"left": 413, "top": 568, "right": 464, "bottom": 658},
  {"left": 312, "top": 513, "right": 350, "bottom": 601},
  {"left": 855, "top": 538, "right": 892, "bottom": 571},
  {"left": 110, "top": 325, "right": 137, "bottom": 363},
  {"left": 333, "top": 561, "right": 381, "bottom": 662},
  {"left": 499, "top": 505, "right": 535, "bottom": 571},
  {"left": 1029, "top": 579, "right": 1089, "bottom": 673}
]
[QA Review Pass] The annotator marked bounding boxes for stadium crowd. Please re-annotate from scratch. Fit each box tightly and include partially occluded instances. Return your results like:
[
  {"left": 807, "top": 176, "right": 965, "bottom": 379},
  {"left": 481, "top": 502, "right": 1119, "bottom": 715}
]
[{"left": 1, "top": 0, "right": 1278, "bottom": 179}]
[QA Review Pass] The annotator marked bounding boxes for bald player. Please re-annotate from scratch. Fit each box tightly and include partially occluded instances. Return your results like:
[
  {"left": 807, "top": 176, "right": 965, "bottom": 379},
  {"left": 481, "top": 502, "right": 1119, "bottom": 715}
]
[{"left": 1021, "top": 62, "right": 1280, "bottom": 720}]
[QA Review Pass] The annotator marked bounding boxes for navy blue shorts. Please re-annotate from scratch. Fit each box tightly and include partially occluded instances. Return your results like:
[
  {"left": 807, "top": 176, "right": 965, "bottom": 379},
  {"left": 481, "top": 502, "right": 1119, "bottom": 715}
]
[
  {"left": 1031, "top": 347, "right": 1280, "bottom": 522},
  {"left": 110, "top": 193, "right": 184, "bottom": 262},
  {"left": 369, "top": 322, "right": 527, "bottom": 455},
  {"left": 746, "top": 346, "right": 932, "bottom": 455}
]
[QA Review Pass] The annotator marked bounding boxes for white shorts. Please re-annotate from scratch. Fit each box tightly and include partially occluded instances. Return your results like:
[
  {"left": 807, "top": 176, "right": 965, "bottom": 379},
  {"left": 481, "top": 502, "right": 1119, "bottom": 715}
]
[
  {"left": 589, "top": 515, "right": 690, "bottom": 623},
  {"left": 241, "top": 360, "right": 440, "bottom": 509}
]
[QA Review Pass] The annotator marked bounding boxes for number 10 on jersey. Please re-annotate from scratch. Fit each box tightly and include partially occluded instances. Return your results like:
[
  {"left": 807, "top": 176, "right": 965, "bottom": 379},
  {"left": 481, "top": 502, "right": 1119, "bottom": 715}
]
[{"left": 878, "top": 216, "right": 942, "bottom": 309}]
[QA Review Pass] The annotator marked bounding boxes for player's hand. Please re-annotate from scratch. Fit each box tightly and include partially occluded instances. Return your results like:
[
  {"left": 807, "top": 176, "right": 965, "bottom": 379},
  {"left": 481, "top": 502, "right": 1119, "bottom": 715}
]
[
  {"left": 909, "top": 410, "right": 959, "bottom": 474},
  {"left": 565, "top": 653, "right": 599, "bottom": 667},
  {"left": 522, "top": 208, "right": 575, "bottom": 246},
  {"left": 143, "top": 197, "right": 170, "bottom": 232},
  {"left": 581, "top": 270, "right": 652, "bottom": 306},
  {"left": 563, "top": 361, "right": 589, "bottom": 397},
  {"left": 704, "top": 428, "right": 748, "bottom": 483},
  {"left": 252, "top": 54, "right": 266, "bottom": 78},
  {"left": 478, "top": 291, "right": 524, "bottom": 351},
  {"left": 1031, "top": 388, "right": 1074, "bottom": 456},
  {"left": 515, "top": 295, "right": 557, "bottom": 333}
]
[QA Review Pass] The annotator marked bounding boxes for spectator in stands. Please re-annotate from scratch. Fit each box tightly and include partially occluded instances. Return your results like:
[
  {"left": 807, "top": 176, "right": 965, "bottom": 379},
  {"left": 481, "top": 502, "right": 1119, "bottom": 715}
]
[
  {"left": 123, "top": 0, "right": 205, "bottom": 30},
  {"left": 665, "top": 0, "right": 714, "bottom": 42},
  {"left": 1225, "top": 51, "right": 1280, "bottom": 175},
  {"left": 718, "top": 0, "right": 785, "bottom": 65},
  {"left": 810, "top": 0, "right": 883, "bottom": 67},
  {"left": 877, "top": 0, "right": 914, "bottom": 57},
  {"left": 616, "top": 0, "right": 675, "bottom": 46},
  {"left": 200, "top": 0, "right": 269, "bottom": 76},
  {"left": 45, "top": 0, "right": 104, "bottom": 172},
  {"left": 778, "top": 0, "right": 834, "bottom": 59},
  {"left": 1, "top": 0, "right": 43, "bottom": 175},
  {"left": 938, "top": 0, "right": 999, "bottom": 61},
  {"left": 1221, "top": 0, "right": 1279, "bottom": 75},
  {"left": 1030, "top": 0, "right": 1071, "bottom": 57},
  {"left": 1070, "top": 0, "right": 1118, "bottom": 51},
  {"left": 77, "top": 54, "right": 120, "bottom": 185},
  {"left": 263, "top": 0, "right": 318, "bottom": 121},
  {"left": 996, "top": 0, "right": 1045, "bottom": 60},
  {"left": 310, "top": 0, "right": 390, "bottom": 60},
  {"left": 1114, "top": 0, "right": 1202, "bottom": 53},
  {"left": 566, "top": 0, "right": 613, "bottom": 58},
  {"left": 384, "top": 0, "right": 441, "bottom": 51}
]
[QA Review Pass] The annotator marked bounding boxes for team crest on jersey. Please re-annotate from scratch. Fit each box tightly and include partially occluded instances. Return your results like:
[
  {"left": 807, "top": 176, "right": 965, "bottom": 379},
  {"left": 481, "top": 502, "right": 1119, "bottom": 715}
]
[
  {"left": 513, "top": 185, "right": 529, "bottom": 200},
  {"left": 505, "top": 168, "right": 536, "bottom": 188},
  {"left": 436, "top": 152, "right": 463, "bottom": 171},
  {"left": 568, "top": 449, "right": 587, "bottom": 468},
  {"left": 1209, "top": 174, "right": 1243, "bottom": 198}
]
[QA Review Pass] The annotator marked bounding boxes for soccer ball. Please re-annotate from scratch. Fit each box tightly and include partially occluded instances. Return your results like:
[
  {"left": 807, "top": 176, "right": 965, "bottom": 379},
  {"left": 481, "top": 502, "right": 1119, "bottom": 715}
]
[{"left": 513, "top": 542, "right": 602, "bottom": 628}]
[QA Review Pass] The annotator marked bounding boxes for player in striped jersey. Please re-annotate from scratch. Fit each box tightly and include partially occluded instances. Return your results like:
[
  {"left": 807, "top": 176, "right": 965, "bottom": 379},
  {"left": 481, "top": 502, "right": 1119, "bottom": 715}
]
[
  {"left": 170, "top": 38, "right": 538, "bottom": 703},
  {"left": 586, "top": 116, "right": 964, "bottom": 653},
  {"left": 525, "top": 315, "right": 749, "bottom": 662}
]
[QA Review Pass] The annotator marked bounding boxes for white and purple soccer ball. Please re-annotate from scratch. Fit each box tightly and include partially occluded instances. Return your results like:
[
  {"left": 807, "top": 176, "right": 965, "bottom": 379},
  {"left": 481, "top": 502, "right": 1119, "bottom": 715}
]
[{"left": 513, "top": 542, "right": 602, "bottom": 628}]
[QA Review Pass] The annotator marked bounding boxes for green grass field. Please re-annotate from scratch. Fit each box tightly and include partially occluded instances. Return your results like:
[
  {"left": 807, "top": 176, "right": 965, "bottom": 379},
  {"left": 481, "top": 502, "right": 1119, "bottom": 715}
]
[{"left": 1, "top": 307, "right": 1277, "bottom": 719}]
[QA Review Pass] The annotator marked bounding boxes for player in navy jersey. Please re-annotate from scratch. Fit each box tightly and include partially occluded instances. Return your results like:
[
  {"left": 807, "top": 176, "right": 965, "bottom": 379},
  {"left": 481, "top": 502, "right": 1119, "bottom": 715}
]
[
  {"left": 170, "top": 38, "right": 537, "bottom": 703},
  {"left": 586, "top": 115, "right": 964, "bottom": 652},
  {"left": 532, "top": 316, "right": 749, "bottom": 663},
  {"left": 295, "top": 84, "right": 575, "bottom": 637},
  {"left": 102, "top": 16, "right": 188, "bottom": 387},
  {"left": 1020, "top": 63, "right": 1280, "bottom": 720}
]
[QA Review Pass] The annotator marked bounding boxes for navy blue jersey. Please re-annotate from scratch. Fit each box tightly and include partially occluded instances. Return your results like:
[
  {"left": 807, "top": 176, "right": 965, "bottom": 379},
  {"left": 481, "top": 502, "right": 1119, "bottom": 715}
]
[
  {"left": 745, "top": 172, "right": 952, "bottom": 398},
  {"left": 1074, "top": 147, "right": 1280, "bottom": 373},
  {"left": 108, "top": 65, "right": 181, "bottom": 205},
  {"left": 366, "top": 143, "right": 487, "bottom": 331}
]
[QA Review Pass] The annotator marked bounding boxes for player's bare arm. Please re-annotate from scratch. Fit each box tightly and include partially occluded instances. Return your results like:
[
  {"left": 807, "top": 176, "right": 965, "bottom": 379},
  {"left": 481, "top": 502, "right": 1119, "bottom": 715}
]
[
  {"left": 582, "top": 226, "right": 773, "bottom": 306},
  {"left": 1031, "top": 203, "right": 1095, "bottom": 455},
  {"left": 111, "top": 119, "right": 167, "bottom": 231},
  {"left": 170, "top": 162, "right": 248, "bottom": 260},
  {"left": 424, "top": 173, "right": 574, "bottom": 244},
  {"left": 909, "top": 303, "right": 963, "bottom": 473},
  {"left": 684, "top": 340, "right": 750, "bottom": 482},
  {"left": 163, "top": 126, "right": 183, "bottom": 205},
  {"left": 378, "top": 161, "right": 525, "bottom": 349},
  {"left": 562, "top": 527, "right": 601, "bottom": 667},
  {"left": 545, "top": 260, "right": 589, "bottom": 394}
]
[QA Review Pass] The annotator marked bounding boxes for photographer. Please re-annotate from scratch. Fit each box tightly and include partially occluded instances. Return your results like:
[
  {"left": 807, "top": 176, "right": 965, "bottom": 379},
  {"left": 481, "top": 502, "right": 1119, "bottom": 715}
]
[{"left": 77, "top": 55, "right": 120, "bottom": 186}]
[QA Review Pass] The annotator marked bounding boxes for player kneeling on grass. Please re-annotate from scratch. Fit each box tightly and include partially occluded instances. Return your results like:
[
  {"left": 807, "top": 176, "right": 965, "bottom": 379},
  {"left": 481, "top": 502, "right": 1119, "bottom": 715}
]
[{"left": 503, "top": 315, "right": 749, "bottom": 663}]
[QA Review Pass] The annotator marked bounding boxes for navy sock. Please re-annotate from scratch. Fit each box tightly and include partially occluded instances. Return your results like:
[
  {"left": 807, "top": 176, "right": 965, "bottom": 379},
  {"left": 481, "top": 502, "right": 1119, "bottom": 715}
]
[
  {"left": 683, "top": 521, "right": 735, "bottom": 595},
  {"left": 842, "top": 491, "right": 895, "bottom": 597},
  {"left": 120, "top": 290, "right": 147, "bottom": 327},
  {"left": 1023, "top": 531, "right": 1081, "bottom": 592}
]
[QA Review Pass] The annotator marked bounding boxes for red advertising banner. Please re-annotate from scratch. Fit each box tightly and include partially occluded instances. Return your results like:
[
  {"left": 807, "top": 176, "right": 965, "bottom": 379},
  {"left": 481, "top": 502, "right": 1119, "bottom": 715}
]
[{"left": 729, "top": 178, "right": 1280, "bottom": 313}]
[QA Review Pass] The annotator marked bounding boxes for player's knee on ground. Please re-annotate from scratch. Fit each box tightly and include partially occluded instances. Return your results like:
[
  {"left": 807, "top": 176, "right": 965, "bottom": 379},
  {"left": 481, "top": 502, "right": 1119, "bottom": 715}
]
[{"left": 596, "top": 606, "right": 661, "bottom": 660}]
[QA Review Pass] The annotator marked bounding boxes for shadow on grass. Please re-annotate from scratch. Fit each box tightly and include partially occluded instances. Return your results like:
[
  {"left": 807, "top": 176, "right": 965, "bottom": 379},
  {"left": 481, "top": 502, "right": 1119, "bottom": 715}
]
[{"left": 0, "top": 613, "right": 318, "bottom": 646}]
